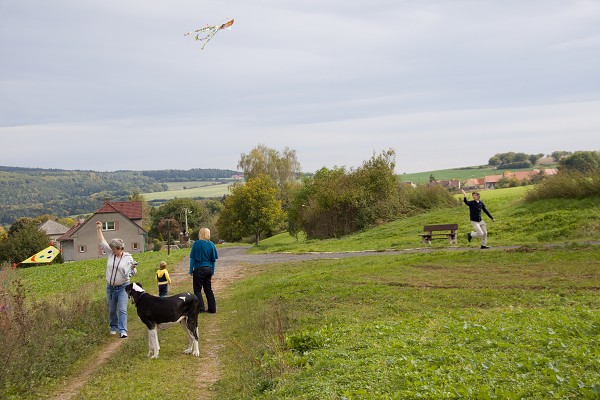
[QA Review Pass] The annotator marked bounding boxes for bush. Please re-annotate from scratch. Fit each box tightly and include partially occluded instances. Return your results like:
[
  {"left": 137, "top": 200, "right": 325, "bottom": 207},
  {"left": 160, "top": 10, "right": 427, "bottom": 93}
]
[
  {"left": 0, "top": 267, "right": 107, "bottom": 399},
  {"left": 525, "top": 169, "right": 600, "bottom": 201}
]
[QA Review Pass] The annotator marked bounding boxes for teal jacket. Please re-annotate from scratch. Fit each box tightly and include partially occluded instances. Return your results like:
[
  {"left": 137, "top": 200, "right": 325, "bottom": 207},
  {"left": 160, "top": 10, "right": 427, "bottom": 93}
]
[{"left": 189, "top": 240, "right": 218, "bottom": 275}]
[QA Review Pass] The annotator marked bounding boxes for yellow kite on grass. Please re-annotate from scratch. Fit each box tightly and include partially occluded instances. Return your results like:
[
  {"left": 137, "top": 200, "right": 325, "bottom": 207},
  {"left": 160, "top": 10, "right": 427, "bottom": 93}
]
[{"left": 21, "top": 245, "right": 60, "bottom": 264}]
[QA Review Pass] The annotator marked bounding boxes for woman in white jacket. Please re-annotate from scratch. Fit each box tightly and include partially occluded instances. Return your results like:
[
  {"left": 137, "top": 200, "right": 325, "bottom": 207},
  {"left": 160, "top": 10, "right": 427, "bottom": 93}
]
[{"left": 96, "top": 221, "right": 137, "bottom": 338}]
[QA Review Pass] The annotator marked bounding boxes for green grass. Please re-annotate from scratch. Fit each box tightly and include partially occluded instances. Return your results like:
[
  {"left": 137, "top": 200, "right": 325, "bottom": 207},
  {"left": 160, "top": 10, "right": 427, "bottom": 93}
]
[
  {"left": 4, "top": 185, "right": 600, "bottom": 399},
  {"left": 217, "top": 248, "right": 600, "bottom": 399},
  {"left": 16, "top": 249, "right": 189, "bottom": 300},
  {"left": 251, "top": 187, "right": 600, "bottom": 253},
  {"left": 164, "top": 180, "right": 223, "bottom": 190},
  {"left": 0, "top": 249, "right": 189, "bottom": 400},
  {"left": 142, "top": 182, "right": 234, "bottom": 201}
]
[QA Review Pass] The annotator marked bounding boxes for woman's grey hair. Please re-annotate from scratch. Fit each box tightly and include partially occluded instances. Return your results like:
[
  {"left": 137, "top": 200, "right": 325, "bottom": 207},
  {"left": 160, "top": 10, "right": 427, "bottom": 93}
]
[{"left": 109, "top": 238, "right": 125, "bottom": 250}]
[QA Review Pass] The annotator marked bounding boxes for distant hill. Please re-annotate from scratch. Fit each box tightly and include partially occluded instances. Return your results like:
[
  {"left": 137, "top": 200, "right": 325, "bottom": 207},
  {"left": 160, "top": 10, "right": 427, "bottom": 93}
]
[{"left": 0, "top": 166, "right": 240, "bottom": 226}]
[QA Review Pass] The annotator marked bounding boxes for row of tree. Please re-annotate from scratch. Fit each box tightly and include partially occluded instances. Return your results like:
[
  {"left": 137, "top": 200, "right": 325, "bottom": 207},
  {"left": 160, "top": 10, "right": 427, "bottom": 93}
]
[
  {"left": 215, "top": 146, "right": 459, "bottom": 244},
  {"left": 0, "top": 168, "right": 240, "bottom": 226}
]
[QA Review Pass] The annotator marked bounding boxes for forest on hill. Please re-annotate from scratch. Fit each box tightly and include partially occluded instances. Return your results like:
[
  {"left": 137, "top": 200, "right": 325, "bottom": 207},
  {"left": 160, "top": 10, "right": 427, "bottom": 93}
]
[{"left": 0, "top": 166, "right": 239, "bottom": 225}]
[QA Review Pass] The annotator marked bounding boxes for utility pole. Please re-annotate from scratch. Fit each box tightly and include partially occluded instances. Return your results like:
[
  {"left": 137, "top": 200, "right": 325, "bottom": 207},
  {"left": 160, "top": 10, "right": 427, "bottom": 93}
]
[
  {"left": 167, "top": 219, "right": 171, "bottom": 256},
  {"left": 183, "top": 208, "right": 191, "bottom": 243}
]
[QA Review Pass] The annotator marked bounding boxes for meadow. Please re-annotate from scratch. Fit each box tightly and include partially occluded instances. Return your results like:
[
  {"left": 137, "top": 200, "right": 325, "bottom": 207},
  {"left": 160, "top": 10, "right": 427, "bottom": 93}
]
[
  {"left": 1, "top": 187, "right": 599, "bottom": 399},
  {"left": 142, "top": 181, "right": 235, "bottom": 201},
  {"left": 217, "top": 248, "right": 600, "bottom": 399}
]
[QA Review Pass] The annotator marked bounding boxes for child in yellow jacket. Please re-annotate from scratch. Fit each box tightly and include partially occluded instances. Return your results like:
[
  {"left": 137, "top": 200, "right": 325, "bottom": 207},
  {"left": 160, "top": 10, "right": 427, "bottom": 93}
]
[{"left": 155, "top": 261, "right": 171, "bottom": 297}]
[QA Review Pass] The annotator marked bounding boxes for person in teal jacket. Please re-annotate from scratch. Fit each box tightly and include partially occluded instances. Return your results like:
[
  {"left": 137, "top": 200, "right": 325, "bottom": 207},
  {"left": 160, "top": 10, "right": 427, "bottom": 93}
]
[{"left": 189, "top": 227, "right": 218, "bottom": 313}]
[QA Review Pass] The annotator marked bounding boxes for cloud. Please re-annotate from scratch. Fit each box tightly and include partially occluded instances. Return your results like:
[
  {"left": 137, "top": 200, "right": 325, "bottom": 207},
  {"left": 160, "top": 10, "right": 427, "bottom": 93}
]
[{"left": 1, "top": 0, "right": 599, "bottom": 173}]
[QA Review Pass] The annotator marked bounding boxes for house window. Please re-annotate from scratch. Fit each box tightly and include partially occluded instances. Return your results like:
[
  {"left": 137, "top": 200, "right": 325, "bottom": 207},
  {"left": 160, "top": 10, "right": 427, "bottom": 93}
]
[
  {"left": 79, "top": 245, "right": 87, "bottom": 253},
  {"left": 132, "top": 243, "right": 139, "bottom": 250},
  {"left": 102, "top": 221, "right": 115, "bottom": 231}
]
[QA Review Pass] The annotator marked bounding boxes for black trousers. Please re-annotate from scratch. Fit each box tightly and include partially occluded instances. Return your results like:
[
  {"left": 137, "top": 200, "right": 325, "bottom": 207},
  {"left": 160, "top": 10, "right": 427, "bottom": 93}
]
[{"left": 192, "top": 267, "right": 216, "bottom": 313}]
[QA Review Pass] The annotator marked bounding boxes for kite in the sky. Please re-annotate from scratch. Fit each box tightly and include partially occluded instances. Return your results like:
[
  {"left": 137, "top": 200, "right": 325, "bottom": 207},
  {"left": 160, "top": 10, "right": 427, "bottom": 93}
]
[
  {"left": 184, "top": 19, "right": 235, "bottom": 50},
  {"left": 20, "top": 245, "right": 60, "bottom": 264}
]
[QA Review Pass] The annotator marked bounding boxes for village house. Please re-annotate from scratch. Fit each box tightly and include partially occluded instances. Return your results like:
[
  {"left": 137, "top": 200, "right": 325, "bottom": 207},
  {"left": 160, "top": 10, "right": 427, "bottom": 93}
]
[
  {"left": 464, "top": 169, "right": 557, "bottom": 190},
  {"left": 429, "top": 179, "right": 461, "bottom": 190},
  {"left": 58, "top": 201, "right": 146, "bottom": 262},
  {"left": 483, "top": 169, "right": 557, "bottom": 189},
  {"left": 38, "top": 220, "right": 70, "bottom": 246}
]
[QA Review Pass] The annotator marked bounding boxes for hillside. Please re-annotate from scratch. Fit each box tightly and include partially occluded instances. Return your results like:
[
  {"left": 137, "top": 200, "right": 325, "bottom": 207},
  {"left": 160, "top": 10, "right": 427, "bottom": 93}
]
[
  {"left": 4, "top": 187, "right": 599, "bottom": 399},
  {"left": 0, "top": 166, "right": 239, "bottom": 225}
]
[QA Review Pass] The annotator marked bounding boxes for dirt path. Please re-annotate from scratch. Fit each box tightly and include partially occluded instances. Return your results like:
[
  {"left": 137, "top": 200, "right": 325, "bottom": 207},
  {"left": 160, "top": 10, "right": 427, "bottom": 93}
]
[
  {"left": 49, "top": 246, "right": 263, "bottom": 400},
  {"left": 48, "top": 244, "right": 538, "bottom": 399}
]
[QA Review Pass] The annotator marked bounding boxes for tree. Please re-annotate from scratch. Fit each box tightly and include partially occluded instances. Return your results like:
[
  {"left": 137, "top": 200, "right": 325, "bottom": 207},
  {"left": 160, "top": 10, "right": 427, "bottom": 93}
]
[
  {"left": 129, "top": 191, "right": 152, "bottom": 231},
  {"left": 0, "top": 222, "right": 51, "bottom": 265},
  {"left": 156, "top": 218, "right": 181, "bottom": 244},
  {"left": 238, "top": 144, "right": 301, "bottom": 189},
  {"left": 150, "top": 198, "right": 210, "bottom": 239},
  {"left": 558, "top": 151, "right": 600, "bottom": 173},
  {"left": 488, "top": 156, "right": 501, "bottom": 167},
  {"left": 217, "top": 174, "right": 285, "bottom": 245},
  {"left": 551, "top": 151, "right": 572, "bottom": 162},
  {"left": 288, "top": 150, "right": 399, "bottom": 239}
]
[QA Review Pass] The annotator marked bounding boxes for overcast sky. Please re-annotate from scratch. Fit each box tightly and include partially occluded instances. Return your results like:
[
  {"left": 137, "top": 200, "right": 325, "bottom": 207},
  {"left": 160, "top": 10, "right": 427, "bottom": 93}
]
[{"left": 1, "top": 0, "right": 599, "bottom": 174}]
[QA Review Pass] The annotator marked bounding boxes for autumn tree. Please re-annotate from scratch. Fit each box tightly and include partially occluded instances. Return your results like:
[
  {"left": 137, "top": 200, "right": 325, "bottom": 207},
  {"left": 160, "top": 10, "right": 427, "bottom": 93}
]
[
  {"left": 217, "top": 174, "right": 285, "bottom": 245},
  {"left": 238, "top": 144, "right": 302, "bottom": 235},
  {"left": 150, "top": 198, "right": 210, "bottom": 239},
  {"left": 237, "top": 144, "right": 301, "bottom": 188},
  {"left": 129, "top": 190, "right": 152, "bottom": 231}
]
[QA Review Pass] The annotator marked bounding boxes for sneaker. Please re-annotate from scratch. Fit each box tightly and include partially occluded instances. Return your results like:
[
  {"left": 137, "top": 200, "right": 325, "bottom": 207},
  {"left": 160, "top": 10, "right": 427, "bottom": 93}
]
[
  {"left": 467, "top": 233, "right": 472, "bottom": 243},
  {"left": 120, "top": 332, "right": 128, "bottom": 338},
  {"left": 480, "top": 245, "right": 490, "bottom": 249},
  {"left": 110, "top": 331, "right": 117, "bottom": 335}
]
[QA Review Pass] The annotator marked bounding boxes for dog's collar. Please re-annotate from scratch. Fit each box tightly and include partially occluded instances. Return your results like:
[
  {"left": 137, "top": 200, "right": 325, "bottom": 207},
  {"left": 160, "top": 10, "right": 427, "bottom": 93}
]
[{"left": 133, "top": 291, "right": 148, "bottom": 305}]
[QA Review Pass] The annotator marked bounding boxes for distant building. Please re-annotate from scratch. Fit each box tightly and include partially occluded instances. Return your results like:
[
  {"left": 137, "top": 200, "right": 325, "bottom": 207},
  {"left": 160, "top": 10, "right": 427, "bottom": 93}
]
[
  {"left": 429, "top": 179, "right": 461, "bottom": 189},
  {"left": 58, "top": 201, "right": 146, "bottom": 262},
  {"left": 38, "top": 220, "right": 70, "bottom": 245},
  {"left": 483, "top": 169, "right": 558, "bottom": 189}
]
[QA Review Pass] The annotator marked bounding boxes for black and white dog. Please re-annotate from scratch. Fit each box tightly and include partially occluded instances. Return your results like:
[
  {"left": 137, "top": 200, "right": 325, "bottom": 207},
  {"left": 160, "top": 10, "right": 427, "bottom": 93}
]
[{"left": 125, "top": 282, "right": 201, "bottom": 358}]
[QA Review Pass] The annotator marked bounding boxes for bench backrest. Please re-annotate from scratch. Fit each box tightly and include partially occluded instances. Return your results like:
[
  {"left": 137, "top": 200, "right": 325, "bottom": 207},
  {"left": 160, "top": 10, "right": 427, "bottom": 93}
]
[{"left": 423, "top": 224, "right": 458, "bottom": 232}]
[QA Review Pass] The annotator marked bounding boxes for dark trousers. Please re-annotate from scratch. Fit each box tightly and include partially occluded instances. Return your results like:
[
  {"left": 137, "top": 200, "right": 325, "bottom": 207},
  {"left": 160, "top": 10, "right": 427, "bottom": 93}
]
[
  {"left": 193, "top": 267, "right": 216, "bottom": 313},
  {"left": 158, "top": 284, "right": 168, "bottom": 297}
]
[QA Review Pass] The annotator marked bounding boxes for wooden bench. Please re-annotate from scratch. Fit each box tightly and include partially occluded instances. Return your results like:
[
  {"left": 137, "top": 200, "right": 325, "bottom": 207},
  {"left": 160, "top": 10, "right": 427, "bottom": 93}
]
[{"left": 418, "top": 224, "right": 459, "bottom": 244}]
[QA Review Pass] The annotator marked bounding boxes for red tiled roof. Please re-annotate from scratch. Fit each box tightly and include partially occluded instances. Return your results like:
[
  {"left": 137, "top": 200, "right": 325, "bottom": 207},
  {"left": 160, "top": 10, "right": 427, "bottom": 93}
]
[
  {"left": 57, "top": 221, "right": 84, "bottom": 241},
  {"left": 484, "top": 174, "right": 503, "bottom": 183},
  {"left": 96, "top": 201, "right": 143, "bottom": 220}
]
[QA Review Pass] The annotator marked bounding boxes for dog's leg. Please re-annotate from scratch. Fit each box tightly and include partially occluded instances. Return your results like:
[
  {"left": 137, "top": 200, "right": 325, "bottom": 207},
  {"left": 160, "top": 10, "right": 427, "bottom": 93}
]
[
  {"left": 192, "top": 327, "right": 200, "bottom": 357},
  {"left": 181, "top": 318, "right": 195, "bottom": 355},
  {"left": 187, "top": 315, "right": 200, "bottom": 357},
  {"left": 148, "top": 328, "right": 160, "bottom": 358}
]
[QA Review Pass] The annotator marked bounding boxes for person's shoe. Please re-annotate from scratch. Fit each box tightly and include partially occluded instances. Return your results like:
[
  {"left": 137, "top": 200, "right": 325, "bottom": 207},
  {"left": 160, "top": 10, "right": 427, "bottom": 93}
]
[
  {"left": 480, "top": 245, "right": 490, "bottom": 249},
  {"left": 467, "top": 233, "right": 472, "bottom": 243},
  {"left": 110, "top": 330, "right": 117, "bottom": 335},
  {"left": 120, "top": 332, "right": 128, "bottom": 338}
]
